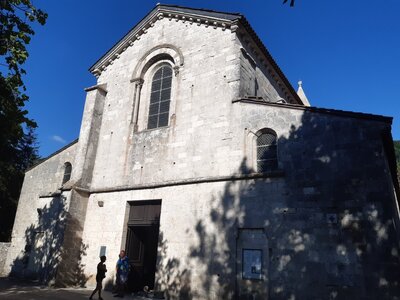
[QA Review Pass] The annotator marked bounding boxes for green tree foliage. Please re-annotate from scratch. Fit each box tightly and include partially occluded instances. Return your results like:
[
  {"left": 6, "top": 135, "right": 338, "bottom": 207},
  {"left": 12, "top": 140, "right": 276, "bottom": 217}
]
[
  {"left": 394, "top": 140, "right": 400, "bottom": 173},
  {"left": 0, "top": 0, "right": 47, "bottom": 241}
]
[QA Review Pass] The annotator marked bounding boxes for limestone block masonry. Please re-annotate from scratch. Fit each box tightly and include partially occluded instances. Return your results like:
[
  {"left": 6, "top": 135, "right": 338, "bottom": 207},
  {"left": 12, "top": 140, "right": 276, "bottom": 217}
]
[
  {"left": 3, "top": 141, "right": 77, "bottom": 283},
  {"left": 0, "top": 243, "right": 10, "bottom": 276},
  {"left": 4, "top": 4, "right": 400, "bottom": 300}
]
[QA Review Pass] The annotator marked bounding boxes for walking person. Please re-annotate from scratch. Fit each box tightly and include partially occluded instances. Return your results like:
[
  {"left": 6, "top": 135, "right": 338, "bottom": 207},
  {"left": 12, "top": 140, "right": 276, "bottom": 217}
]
[
  {"left": 114, "top": 250, "right": 130, "bottom": 297},
  {"left": 89, "top": 255, "right": 107, "bottom": 300}
]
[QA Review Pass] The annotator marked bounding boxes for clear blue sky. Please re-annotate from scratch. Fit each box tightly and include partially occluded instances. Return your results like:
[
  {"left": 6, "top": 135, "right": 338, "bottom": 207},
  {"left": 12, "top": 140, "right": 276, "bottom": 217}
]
[{"left": 24, "top": 0, "right": 400, "bottom": 157}]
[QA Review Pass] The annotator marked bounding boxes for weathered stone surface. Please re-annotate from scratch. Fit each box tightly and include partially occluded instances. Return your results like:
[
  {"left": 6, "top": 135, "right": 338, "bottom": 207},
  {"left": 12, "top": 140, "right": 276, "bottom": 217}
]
[
  {"left": 4, "top": 5, "right": 400, "bottom": 300},
  {"left": 0, "top": 242, "right": 10, "bottom": 276},
  {"left": 3, "top": 142, "right": 77, "bottom": 282}
]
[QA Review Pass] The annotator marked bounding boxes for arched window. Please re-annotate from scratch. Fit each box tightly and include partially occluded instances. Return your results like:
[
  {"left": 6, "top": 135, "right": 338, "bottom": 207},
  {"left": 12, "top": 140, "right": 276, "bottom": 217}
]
[
  {"left": 62, "top": 162, "right": 72, "bottom": 185},
  {"left": 256, "top": 130, "right": 278, "bottom": 172},
  {"left": 147, "top": 64, "right": 172, "bottom": 129}
]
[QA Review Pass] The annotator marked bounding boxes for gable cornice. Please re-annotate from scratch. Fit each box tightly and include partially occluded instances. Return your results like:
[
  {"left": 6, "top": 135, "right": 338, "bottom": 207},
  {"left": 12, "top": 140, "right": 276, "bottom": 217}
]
[
  {"left": 89, "top": 4, "right": 304, "bottom": 105},
  {"left": 89, "top": 5, "right": 240, "bottom": 77},
  {"left": 235, "top": 18, "right": 303, "bottom": 105}
]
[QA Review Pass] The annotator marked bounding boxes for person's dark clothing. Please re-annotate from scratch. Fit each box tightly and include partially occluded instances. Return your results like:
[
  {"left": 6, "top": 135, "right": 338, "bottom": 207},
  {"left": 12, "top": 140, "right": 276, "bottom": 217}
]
[
  {"left": 90, "top": 258, "right": 107, "bottom": 300},
  {"left": 96, "top": 262, "right": 107, "bottom": 282}
]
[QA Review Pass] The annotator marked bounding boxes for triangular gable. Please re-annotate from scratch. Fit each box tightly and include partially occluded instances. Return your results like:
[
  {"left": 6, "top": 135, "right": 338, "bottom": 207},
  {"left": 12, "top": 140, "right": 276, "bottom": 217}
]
[
  {"left": 89, "top": 4, "right": 304, "bottom": 105},
  {"left": 89, "top": 4, "right": 241, "bottom": 74}
]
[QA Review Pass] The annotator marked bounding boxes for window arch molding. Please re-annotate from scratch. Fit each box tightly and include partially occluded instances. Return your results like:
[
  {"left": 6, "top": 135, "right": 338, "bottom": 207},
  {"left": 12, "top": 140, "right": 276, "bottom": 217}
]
[
  {"left": 247, "top": 128, "right": 279, "bottom": 173},
  {"left": 130, "top": 45, "right": 184, "bottom": 132},
  {"left": 133, "top": 60, "right": 177, "bottom": 131},
  {"left": 131, "top": 44, "right": 184, "bottom": 82}
]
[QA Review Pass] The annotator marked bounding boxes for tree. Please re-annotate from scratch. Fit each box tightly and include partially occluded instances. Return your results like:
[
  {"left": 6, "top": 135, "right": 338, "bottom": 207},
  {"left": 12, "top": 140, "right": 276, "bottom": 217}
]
[
  {"left": 394, "top": 140, "right": 400, "bottom": 183},
  {"left": 394, "top": 141, "right": 400, "bottom": 166},
  {"left": 0, "top": 0, "right": 47, "bottom": 241}
]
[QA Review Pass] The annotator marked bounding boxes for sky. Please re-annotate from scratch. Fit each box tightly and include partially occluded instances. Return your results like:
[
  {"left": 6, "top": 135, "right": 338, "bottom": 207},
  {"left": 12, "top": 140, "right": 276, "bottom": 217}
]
[{"left": 23, "top": 0, "right": 400, "bottom": 157}]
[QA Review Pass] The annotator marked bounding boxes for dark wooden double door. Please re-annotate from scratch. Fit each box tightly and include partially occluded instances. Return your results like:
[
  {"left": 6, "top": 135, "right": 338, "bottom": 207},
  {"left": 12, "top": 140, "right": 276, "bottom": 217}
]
[{"left": 125, "top": 200, "right": 161, "bottom": 292}]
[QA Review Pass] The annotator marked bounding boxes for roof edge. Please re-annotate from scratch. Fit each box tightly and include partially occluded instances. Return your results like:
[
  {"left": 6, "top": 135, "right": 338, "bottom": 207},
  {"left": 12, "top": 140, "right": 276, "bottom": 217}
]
[
  {"left": 236, "top": 17, "right": 304, "bottom": 105},
  {"left": 26, "top": 138, "right": 79, "bottom": 172},
  {"left": 89, "top": 4, "right": 242, "bottom": 75},
  {"left": 233, "top": 98, "right": 393, "bottom": 123},
  {"left": 88, "top": 4, "right": 304, "bottom": 106}
]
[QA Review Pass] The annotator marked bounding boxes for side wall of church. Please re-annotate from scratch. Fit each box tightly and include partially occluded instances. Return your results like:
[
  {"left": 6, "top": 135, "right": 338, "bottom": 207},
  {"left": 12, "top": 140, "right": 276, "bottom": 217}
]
[
  {"left": 3, "top": 143, "right": 77, "bottom": 281},
  {"left": 231, "top": 103, "right": 400, "bottom": 299},
  {"left": 80, "top": 100, "right": 399, "bottom": 299}
]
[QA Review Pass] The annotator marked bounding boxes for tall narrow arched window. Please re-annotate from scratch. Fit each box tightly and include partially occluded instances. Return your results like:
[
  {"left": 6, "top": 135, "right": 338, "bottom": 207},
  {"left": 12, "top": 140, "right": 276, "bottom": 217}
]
[
  {"left": 62, "top": 162, "right": 72, "bottom": 185},
  {"left": 256, "top": 130, "right": 278, "bottom": 172},
  {"left": 147, "top": 64, "right": 172, "bottom": 129}
]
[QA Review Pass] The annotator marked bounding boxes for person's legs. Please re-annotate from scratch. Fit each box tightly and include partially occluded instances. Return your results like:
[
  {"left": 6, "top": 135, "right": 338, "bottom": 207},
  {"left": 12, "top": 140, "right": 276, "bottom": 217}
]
[
  {"left": 89, "top": 285, "right": 99, "bottom": 299},
  {"left": 114, "top": 276, "right": 123, "bottom": 297},
  {"left": 118, "top": 274, "right": 128, "bottom": 297},
  {"left": 90, "top": 281, "right": 103, "bottom": 299},
  {"left": 117, "top": 281, "right": 124, "bottom": 297},
  {"left": 98, "top": 281, "right": 103, "bottom": 300}
]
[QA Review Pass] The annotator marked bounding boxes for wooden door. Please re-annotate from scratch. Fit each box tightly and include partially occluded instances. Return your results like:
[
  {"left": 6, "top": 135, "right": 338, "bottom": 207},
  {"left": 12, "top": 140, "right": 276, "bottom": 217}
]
[{"left": 126, "top": 201, "right": 161, "bottom": 291}]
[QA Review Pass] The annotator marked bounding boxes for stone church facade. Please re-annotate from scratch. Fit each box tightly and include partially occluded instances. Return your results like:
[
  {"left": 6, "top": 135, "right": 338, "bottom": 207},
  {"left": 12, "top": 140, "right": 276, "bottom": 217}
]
[{"left": 3, "top": 4, "right": 400, "bottom": 300}]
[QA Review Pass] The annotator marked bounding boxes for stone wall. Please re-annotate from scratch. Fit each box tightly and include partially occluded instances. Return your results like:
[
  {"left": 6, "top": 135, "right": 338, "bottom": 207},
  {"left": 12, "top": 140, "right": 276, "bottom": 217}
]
[
  {"left": 3, "top": 142, "right": 77, "bottom": 281},
  {"left": 86, "top": 15, "right": 304, "bottom": 193},
  {"left": 238, "top": 41, "right": 288, "bottom": 103},
  {"left": 6, "top": 5, "right": 400, "bottom": 299},
  {"left": 90, "top": 17, "right": 241, "bottom": 189},
  {"left": 75, "top": 12, "right": 399, "bottom": 299},
  {"left": 0, "top": 242, "right": 10, "bottom": 276},
  {"left": 232, "top": 102, "right": 400, "bottom": 299},
  {"left": 78, "top": 99, "right": 400, "bottom": 299}
]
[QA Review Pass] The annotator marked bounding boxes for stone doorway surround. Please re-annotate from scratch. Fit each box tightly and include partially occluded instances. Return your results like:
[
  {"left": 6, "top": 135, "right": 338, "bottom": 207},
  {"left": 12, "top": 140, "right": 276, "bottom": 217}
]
[{"left": 125, "top": 200, "right": 161, "bottom": 292}]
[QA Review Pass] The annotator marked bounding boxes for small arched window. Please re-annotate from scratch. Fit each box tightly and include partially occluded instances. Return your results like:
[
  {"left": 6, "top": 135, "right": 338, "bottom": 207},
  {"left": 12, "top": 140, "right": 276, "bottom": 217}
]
[
  {"left": 62, "top": 162, "right": 72, "bottom": 185},
  {"left": 256, "top": 130, "right": 278, "bottom": 172},
  {"left": 147, "top": 64, "right": 172, "bottom": 129}
]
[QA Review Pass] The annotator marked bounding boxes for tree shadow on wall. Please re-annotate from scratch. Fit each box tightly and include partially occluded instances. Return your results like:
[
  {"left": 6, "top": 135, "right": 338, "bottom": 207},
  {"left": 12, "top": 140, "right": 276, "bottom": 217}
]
[
  {"left": 8, "top": 195, "right": 88, "bottom": 287},
  {"left": 155, "top": 231, "right": 194, "bottom": 299},
  {"left": 186, "top": 110, "right": 400, "bottom": 299}
]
